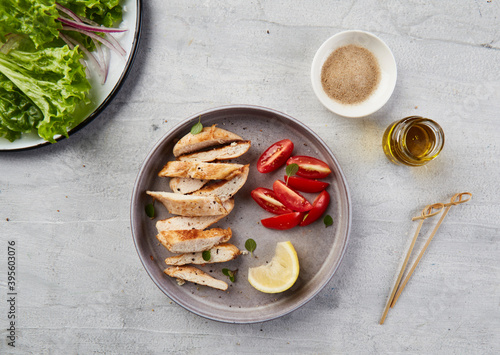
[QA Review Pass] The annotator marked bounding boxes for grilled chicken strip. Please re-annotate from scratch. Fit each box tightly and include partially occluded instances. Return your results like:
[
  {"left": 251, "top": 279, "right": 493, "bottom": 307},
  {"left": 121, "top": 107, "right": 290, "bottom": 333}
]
[
  {"left": 177, "top": 140, "right": 251, "bottom": 162},
  {"left": 169, "top": 177, "right": 209, "bottom": 194},
  {"left": 159, "top": 161, "right": 244, "bottom": 180},
  {"left": 164, "top": 243, "right": 241, "bottom": 265},
  {"left": 173, "top": 125, "right": 243, "bottom": 157},
  {"left": 190, "top": 165, "right": 249, "bottom": 202},
  {"left": 146, "top": 191, "right": 227, "bottom": 216},
  {"left": 164, "top": 266, "right": 228, "bottom": 291},
  {"left": 155, "top": 199, "right": 234, "bottom": 232},
  {"left": 156, "top": 227, "right": 232, "bottom": 253}
]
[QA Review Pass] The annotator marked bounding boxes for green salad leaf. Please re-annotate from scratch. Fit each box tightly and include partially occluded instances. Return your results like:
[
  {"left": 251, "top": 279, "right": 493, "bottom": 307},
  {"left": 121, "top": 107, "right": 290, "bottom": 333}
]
[
  {"left": 57, "top": 0, "right": 123, "bottom": 51},
  {"left": 0, "top": 0, "right": 61, "bottom": 49},
  {"left": 58, "top": 0, "right": 123, "bottom": 28},
  {"left": 0, "top": 124, "right": 19, "bottom": 142},
  {"left": 190, "top": 117, "right": 203, "bottom": 135},
  {"left": 0, "top": 73, "right": 43, "bottom": 141},
  {"left": 0, "top": 0, "right": 122, "bottom": 50},
  {"left": 0, "top": 45, "right": 91, "bottom": 142},
  {"left": 0, "top": 0, "right": 123, "bottom": 143}
]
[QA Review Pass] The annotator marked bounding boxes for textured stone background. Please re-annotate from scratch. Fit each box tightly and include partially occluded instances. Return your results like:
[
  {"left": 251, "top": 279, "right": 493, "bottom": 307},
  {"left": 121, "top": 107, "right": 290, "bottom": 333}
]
[{"left": 1, "top": 1, "right": 499, "bottom": 354}]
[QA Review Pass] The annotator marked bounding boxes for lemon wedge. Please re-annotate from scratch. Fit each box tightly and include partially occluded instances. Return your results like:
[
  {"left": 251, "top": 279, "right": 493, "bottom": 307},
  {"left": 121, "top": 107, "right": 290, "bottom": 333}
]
[{"left": 248, "top": 241, "right": 299, "bottom": 293}]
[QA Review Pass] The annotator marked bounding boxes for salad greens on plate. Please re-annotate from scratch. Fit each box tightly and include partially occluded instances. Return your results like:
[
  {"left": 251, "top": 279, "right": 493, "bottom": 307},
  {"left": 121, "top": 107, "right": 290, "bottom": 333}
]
[{"left": 0, "top": 0, "right": 124, "bottom": 143}]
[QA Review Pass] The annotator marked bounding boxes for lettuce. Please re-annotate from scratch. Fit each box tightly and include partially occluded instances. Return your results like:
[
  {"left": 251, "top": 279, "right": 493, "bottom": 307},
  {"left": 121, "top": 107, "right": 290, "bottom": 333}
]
[
  {"left": 58, "top": 0, "right": 123, "bottom": 28},
  {"left": 0, "top": 0, "right": 122, "bottom": 143},
  {"left": 0, "top": 45, "right": 91, "bottom": 143},
  {"left": 0, "top": 0, "right": 122, "bottom": 49},
  {"left": 57, "top": 0, "right": 124, "bottom": 52},
  {"left": 0, "top": 73, "right": 43, "bottom": 141},
  {"left": 0, "top": 124, "right": 20, "bottom": 142},
  {"left": 0, "top": 0, "right": 61, "bottom": 49}
]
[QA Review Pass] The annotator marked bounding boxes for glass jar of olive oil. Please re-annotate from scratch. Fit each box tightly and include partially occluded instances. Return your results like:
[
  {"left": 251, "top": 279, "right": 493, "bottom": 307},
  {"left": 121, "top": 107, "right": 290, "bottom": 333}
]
[{"left": 382, "top": 116, "right": 445, "bottom": 166}]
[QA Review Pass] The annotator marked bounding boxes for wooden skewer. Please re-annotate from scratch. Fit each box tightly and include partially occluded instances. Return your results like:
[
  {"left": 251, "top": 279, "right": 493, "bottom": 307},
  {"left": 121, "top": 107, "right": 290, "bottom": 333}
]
[
  {"left": 379, "top": 203, "right": 444, "bottom": 325},
  {"left": 390, "top": 192, "right": 472, "bottom": 308}
]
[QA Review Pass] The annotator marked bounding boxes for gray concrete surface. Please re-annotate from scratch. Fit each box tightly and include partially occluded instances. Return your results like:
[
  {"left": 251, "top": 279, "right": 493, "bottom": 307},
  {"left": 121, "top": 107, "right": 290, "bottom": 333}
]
[{"left": 1, "top": 0, "right": 499, "bottom": 354}]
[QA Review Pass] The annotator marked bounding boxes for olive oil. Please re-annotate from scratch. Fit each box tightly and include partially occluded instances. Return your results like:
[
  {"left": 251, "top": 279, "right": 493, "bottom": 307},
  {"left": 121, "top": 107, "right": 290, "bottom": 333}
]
[{"left": 383, "top": 116, "right": 444, "bottom": 166}]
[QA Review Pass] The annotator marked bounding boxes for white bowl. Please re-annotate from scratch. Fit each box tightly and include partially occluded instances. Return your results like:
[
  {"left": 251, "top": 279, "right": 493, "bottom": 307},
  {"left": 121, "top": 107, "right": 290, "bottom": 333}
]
[{"left": 311, "top": 30, "right": 397, "bottom": 118}]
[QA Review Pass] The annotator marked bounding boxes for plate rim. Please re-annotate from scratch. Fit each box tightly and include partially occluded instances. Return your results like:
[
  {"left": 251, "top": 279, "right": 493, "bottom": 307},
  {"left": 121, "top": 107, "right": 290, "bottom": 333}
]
[
  {"left": 0, "top": 0, "right": 143, "bottom": 152},
  {"left": 130, "top": 104, "right": 352, "bottom": 323}
]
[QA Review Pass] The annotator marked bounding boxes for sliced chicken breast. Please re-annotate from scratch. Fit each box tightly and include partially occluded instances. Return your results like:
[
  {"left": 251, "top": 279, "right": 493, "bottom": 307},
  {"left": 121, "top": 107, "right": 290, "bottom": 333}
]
[
  {"left": 155, "top": 199, "right": 234, "bottom": 232},
  {"left": 164, "top": 243, "right": 241, "bottom": 265},
  {"left": 190, "top": 164, "right": 249, "bottom": 202},
  {"left": 173, "top": 125, "right": 243, "bottom": 157},
  {"left": 169, "top": 177, "right": 209, "bottom": 194},
  {"left": 164, "top": 266, "right": 228, "bottom": 291},
  {"left": 156, "top": 227, "right": 232, "bottom": 253},
  {"left": 146, "top": 191, "right": 227, "bottom": 216},
  {"left": 159, "top": 161, "right": 244, "bottom": 180},
  {"left": 177, "top": 141, "right": 251, "bottom": 162}
]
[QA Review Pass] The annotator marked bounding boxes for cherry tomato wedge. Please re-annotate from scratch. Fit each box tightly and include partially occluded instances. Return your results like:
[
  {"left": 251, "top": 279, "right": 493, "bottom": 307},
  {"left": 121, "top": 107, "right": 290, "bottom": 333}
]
[
  {"left": 257, "top": 139, "right": 294, "bottom": 173},
  {"left": 251, "top": 187, "right": 294, "bottom": 215},
  {"left": 286, "top": 156, "right": 332, "bottom": 179},
  {"left": 283, "top": 175, "right": 330, "bottom": 193},
  {"left": 300, "top": 190, "right": 331, "bottom": 227},
  {"left": 273, "top": 180, "right": 313, "bottom": 212},
  {"left": 261, "top": 212, "right": 303, "bottom": 230}
]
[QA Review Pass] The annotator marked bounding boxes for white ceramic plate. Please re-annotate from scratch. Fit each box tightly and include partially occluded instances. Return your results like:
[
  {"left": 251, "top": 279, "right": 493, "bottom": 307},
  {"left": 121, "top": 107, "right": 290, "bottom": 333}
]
[
  {"left": 311, "top": 30, "right": 397, "bottom": 118},
  {"left": 0, "top": 0, "right": 142, "bottom": 151},
  {"left": 131, "top": 105, "right": 351, "bottom": 323}
]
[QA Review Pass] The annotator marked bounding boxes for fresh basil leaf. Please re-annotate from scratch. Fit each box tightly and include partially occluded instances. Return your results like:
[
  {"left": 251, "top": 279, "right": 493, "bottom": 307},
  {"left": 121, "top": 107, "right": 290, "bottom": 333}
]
[
  {"left": 323, "top": 215, "right": 333, "bottom": 228},
  {"left": 202, "top": 250, "right": 211, "bottom": 261},
  {"left": 245, "top": 238, "right": 257, "bottom": 256},
  {"left": 145, "top": 203, "right": 155, "bottom": 219},
  {"left": 222, "top": 268, "right": 236, "bottom": 282},
  {"left": 286, "top": 163, "right": 299, "bottom": 177},
  {"left": 285, "top": 163, "right": 299, "bottom": 185},
  {"left": 190, "top": 117, "right": 203, "bottom": 135}
]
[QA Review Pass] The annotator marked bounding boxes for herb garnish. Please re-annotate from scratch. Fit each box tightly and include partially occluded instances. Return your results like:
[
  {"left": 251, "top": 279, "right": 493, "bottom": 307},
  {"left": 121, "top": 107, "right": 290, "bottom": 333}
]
[
  {"left": 245, "top": 238, "right": 257, "bottom": 256},
  {"left": 145, "top": 201, "right": 155, "bottom": 219},
  {"left": 190, "top": 117, "right": 203, "bottom": 135},
  {"left": 202, "top": 250, "right": 211, "bottom": 261},
  {"left": 285, "top": 163, "right": 299, "bottom": 185},
  {"left": 222, "top": 268, "right": 237, "bottom": 282},
  {"left": 323, "top": 215, "right": 333, "bottom": 228}
]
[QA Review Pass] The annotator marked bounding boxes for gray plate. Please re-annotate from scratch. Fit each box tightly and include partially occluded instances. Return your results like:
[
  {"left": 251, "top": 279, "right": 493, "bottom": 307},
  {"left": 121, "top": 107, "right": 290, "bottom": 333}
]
[{"left": 131, "top": 105, "right": 351, "bottom": 323}]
